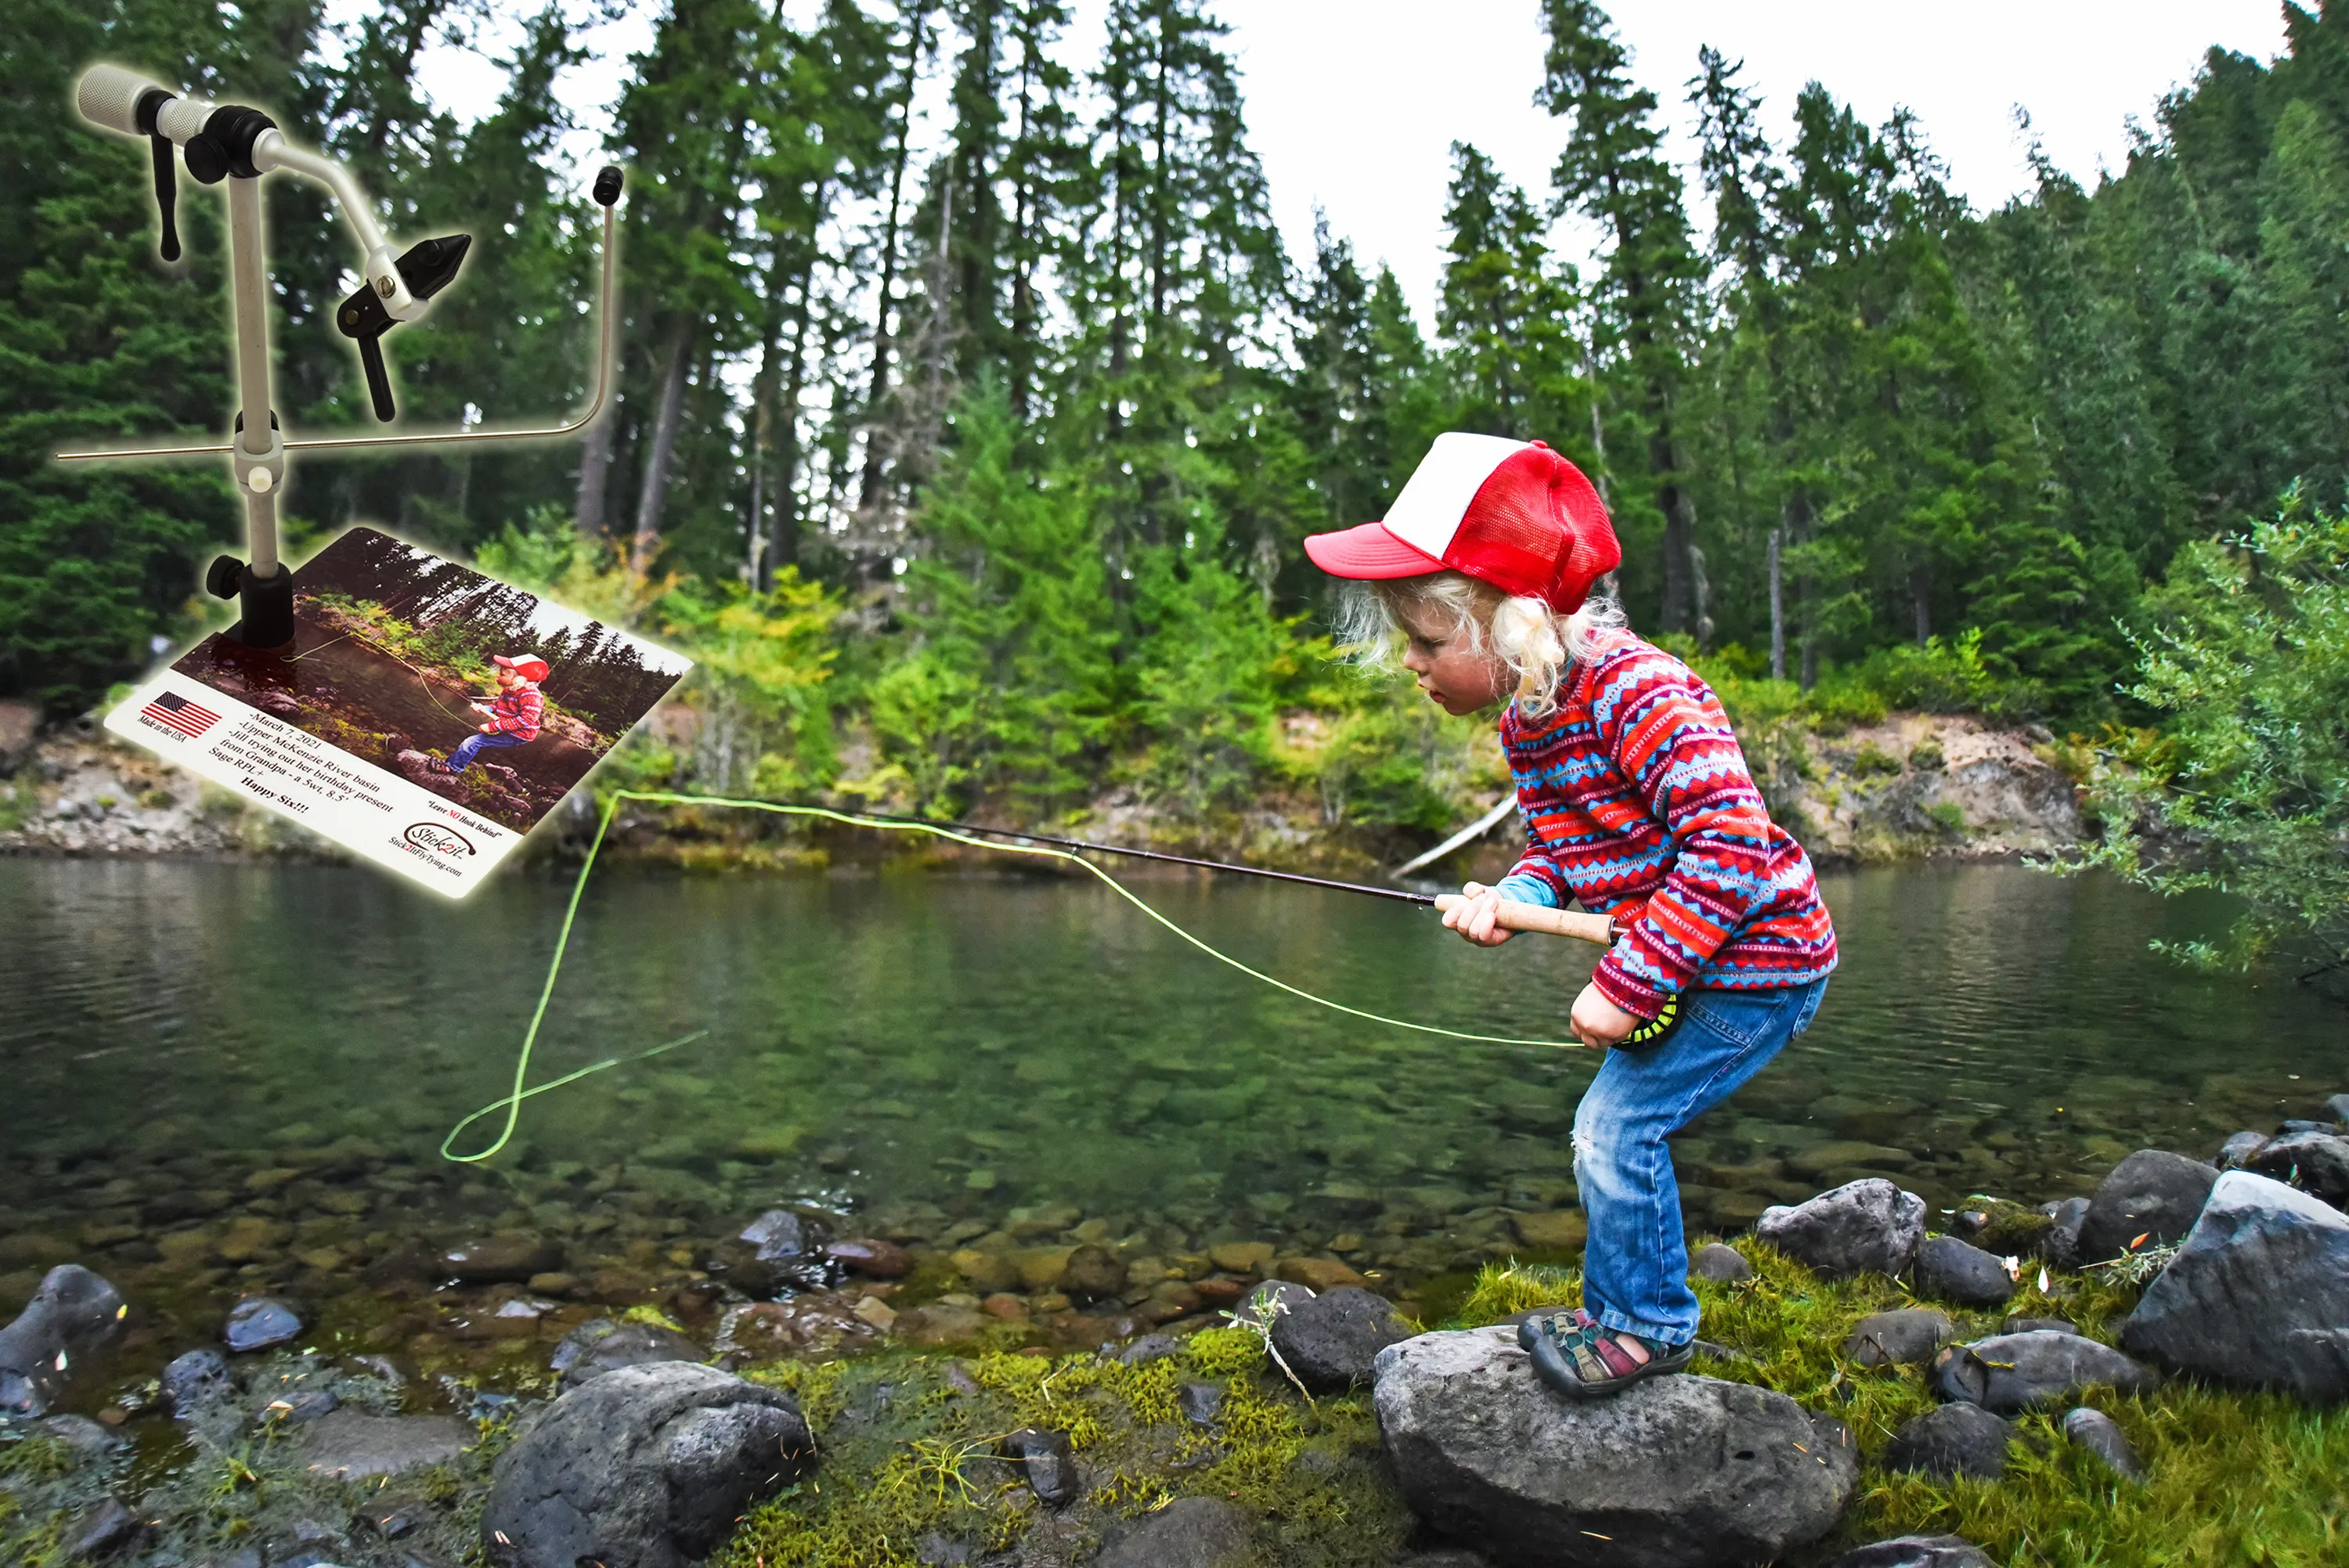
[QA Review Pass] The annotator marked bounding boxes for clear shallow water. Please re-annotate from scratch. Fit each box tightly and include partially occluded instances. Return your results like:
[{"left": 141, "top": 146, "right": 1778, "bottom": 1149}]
[{"left": 1, "top": 855, "right": 2342, "bottom": 1349}]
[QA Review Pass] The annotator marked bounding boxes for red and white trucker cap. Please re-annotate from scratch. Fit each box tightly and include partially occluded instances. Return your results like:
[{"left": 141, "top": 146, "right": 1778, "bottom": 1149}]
[
  {"left": 1303, "top": 433, "right": 1621, "bottom": 612},
  {"left": 493, "top": 653, "right": 550, "bottom": 681}
]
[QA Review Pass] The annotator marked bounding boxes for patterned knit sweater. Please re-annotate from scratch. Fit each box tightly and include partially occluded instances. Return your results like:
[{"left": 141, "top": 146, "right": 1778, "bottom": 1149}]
[{"left": 1492, "top": 634, "right": 1837, "bottom": 1018}]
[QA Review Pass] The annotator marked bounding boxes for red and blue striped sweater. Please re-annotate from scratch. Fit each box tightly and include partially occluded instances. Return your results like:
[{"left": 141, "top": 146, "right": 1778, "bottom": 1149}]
[{"left": 1492, "top": 634, "right": 1837, "bottom": 1018}]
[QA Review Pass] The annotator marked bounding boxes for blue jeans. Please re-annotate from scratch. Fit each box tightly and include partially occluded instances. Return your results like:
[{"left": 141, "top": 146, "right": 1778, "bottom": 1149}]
[
  {"left": 1573, "top": 978, "right": 1829, "bottom": 1345},
  {"left": 448, "top": 730, "right": 529, "bottom": 771}
]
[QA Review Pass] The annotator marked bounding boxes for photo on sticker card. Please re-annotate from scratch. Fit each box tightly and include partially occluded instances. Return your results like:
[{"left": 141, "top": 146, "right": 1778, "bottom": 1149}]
[{"left": 166, "top": 526, "right": 691, "bottom": 834}]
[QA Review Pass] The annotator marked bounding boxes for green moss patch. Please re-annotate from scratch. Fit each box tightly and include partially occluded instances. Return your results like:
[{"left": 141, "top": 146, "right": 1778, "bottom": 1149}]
[
  {"left": 721, "top": 1328, "right": 1410, "bottom": 1568},
  {"left": 1452, "top": 1245, "right": 2349, "bottom": 1566}
]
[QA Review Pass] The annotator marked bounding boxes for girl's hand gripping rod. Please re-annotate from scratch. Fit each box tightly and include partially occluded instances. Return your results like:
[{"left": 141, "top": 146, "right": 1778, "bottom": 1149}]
[
  {"left": 1430, "top": 893, "right": 1615, "bottom": 944},
  {"left": 63, "top": 64, "right": 624, "bottom": 649}
]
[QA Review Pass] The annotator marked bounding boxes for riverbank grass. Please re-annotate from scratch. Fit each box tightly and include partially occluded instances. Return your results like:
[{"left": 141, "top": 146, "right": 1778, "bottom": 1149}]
[
  {"left": 1455, "top": 1247, "right": 2349, "bottom": 1566},
  {"left": 716, "top": 1245, "right": 2347, "bottom": 1566},
  {"left": 721, "top": 1327, "right": 1409, "bottom": 1568}
]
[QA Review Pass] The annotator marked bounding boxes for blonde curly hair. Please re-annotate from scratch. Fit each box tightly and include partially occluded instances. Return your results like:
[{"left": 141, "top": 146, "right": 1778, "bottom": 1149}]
[{"left": 1335, "top": 573, "right": 1628, "bottom": 719}]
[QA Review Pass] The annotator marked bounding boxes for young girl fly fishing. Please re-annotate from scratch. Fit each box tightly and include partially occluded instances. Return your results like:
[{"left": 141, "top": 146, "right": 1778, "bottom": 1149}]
[{"left": 1305, "top": 432, "right": 1838, "bottom": 1399}]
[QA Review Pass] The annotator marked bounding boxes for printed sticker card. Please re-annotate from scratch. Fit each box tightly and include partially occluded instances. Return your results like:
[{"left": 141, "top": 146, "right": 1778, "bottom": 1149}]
[{"left": 107, "top": 526, "right": 692, "bottom": 896}]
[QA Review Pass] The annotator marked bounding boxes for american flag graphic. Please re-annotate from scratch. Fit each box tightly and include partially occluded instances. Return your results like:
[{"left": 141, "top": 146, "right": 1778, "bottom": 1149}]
[{"left": 141, "top": 690, "right": 221, "bottom": 740}]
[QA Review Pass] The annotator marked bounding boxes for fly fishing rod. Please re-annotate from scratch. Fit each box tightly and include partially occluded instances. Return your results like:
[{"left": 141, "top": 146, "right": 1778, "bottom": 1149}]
[
  {"left": 817, "top": 810, "right": 1683, "bottom": 1050},
  {"left": 821, "top": 808, "right": 1618, "bottom": 945}
]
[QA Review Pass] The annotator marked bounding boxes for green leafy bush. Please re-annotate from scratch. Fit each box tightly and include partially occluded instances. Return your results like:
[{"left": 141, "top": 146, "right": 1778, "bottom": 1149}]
[{"left": 2071, "top": 491, "right": 2349, "bottom": 976}]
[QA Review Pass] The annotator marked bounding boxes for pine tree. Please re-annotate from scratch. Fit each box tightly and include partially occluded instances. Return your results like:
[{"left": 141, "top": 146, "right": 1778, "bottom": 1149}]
[
  {"left": 1689, "top": 45, "right": 1796, "bottom": 673},
  {"left": 738, "top": 0, "right": 896, "bottom": 586},
  {"left": 600, "top": 0, "right": 770, "bottom": 575},
  {"left": 998, "top": 0, "right": 1081, "bottom": 419},
  {"left": 850, "top": 1, "right": 935, "bottom": 535},
  {"left": 1539, "top": 0, "right": 1707, "bottom": 636},
  {"left": 1291, "top": 219, "right": 1380, "bottom": 528},
  {"left": 1438, "top": 144, "right": 1580, "bottom": 445}
]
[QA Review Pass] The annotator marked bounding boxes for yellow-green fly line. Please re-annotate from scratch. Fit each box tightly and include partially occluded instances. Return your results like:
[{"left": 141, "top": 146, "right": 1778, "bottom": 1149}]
[{"left": 442, "top": 788, "right": 1586, "bottom": 1163}]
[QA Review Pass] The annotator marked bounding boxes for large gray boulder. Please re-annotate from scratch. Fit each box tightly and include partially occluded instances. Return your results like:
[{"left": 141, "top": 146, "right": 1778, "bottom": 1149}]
[
  {"left": 998, "top": 1427, "right": 1080, "bottom": 1509},
  {"left": 1689, "top": 1243, "right": 1754, "bottom": 1283},
  {"left": 439, "top": 1235, "right": 564, "bottom": 1285},
  {"left": 222, "top": 1296, "right": 302, "bottom": 1353},
  {"left": 0, "top": 1265, "right": 124, "bottom": 1418},
  {"left": 1929, "top": 1331, "right": 2159, "bottom": 1415},
  {"left": 482, "top": 1362, "right": 814, "bottom": 1568},
  {"left": 705, "top": 1209, "right": 835, "bottom": 1296},
  {"left": 2120, "top": 1170, "right": 2349, "bottom": 1402},
  {"left": 2061, "top": 1408, "right": 2145, "bottom": 1481},
  {"left": 161, "top": 1349, "right": 231, "bottom": 1415},
  {"left": 1232, "top": 1279, "right": 1315, "bottom": 1327},
  {"left": 2217, "top": 1131, "right": 2271, "bottom": 1170},
  {"left": 1268, "top": 1286, "right": 1412, "bottom": 1393},
  {"left": 2078, "top": 1150, "right": 2217, "bottom": 1263},
  {"left": 2243, "top": 1131, "right": 2349, "bottom": 1206},
  {"left": 1755, "top": 1180, "right": 1925, "bottom": 1278},
  {"left": 1373, "top": 1326, "right": 1856, "bottom": 1567}
]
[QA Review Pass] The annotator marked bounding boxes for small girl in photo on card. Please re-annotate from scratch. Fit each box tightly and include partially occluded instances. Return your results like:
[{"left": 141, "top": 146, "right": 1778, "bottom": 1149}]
[
  {"left": 1304, "top": 432, "right": 1838, "bottom": 1398},
  {"left": 428, "top": 653, "right": 548, "bottom": 776}
]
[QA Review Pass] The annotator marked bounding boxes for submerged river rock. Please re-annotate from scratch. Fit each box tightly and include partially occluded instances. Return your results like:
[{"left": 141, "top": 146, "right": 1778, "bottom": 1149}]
[{"left": 0, "top": 1264, "right": 123, "bottom": 1417}]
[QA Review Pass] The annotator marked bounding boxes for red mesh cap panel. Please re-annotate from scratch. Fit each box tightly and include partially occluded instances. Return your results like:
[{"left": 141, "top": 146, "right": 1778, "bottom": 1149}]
[
  {"left": 1446, "top": 446, "right": 1571, "bottom": 602},
  {"left": 1550, "top": 458, "right": 1621, "bottom": 610}
]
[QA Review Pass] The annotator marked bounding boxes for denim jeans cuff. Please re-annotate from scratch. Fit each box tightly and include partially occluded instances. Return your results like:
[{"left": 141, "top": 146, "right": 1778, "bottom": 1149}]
[{"left": 1592, "top": 1303, "right": 1694, "bottom": 1347}]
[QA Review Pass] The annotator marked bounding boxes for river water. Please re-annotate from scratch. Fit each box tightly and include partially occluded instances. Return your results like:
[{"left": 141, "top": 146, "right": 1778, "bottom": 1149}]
[{"left": 2, "top": 856, "right": 2340, "bottom": 1371}]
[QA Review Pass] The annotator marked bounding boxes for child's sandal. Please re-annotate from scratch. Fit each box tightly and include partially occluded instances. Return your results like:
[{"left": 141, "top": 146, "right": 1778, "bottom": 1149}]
[
  {"left": 1522, "top": 1313, "right": 1691, "bottom": 1400},
  {"left": 1517, "top": 1307, "right": 1597, "bottom": 1353}
]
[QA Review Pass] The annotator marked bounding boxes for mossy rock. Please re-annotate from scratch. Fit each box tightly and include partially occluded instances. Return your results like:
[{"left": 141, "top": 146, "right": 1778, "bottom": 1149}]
[{"left": 1958, "top": 1196, "right": 2055, "bottom": 1256}]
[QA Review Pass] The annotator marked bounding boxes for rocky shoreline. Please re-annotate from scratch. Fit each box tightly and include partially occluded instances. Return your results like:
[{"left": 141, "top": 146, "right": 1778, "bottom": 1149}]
[
  {"left": 0, "top": 705, "right": 2080, "bottom": 873},
  {"left": 4, "top": 1097, "right": 2345, "bottom": 1568}
]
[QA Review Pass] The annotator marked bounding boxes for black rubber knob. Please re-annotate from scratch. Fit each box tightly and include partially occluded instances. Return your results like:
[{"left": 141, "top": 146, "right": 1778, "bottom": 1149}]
[
  {"left": 184, "top": 134, "right": 229, "bottom": 186},
  {"left": 206, "top": 555, "right": 245, "bottom": 600},
  {"left": 593, "top": 165, "right": 623, "bottom": 207}
]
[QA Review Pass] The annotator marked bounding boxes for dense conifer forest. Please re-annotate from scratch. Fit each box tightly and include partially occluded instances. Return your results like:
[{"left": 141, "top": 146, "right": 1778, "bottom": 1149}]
[{"left": 7, "top": 1, "right": 2349, "bottom": 848}]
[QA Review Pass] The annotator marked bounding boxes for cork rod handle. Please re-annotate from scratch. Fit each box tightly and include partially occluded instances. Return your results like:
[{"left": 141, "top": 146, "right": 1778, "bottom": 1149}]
[{"left": 1431, "top": 894, "right": 1615, "bottom": 946}]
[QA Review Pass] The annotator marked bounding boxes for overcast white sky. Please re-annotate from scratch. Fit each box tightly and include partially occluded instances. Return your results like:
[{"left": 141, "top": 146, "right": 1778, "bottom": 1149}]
[
  {"left": 404, "top": 1, "right": 2289, "bottom": 325},
  {"left": 1223, "top": 1, "right": 2287, "bottom": 319}
]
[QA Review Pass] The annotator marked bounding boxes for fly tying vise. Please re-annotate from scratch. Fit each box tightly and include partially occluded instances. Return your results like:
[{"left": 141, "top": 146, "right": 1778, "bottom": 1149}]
[
  {"left": 440, "top": 791, "right": 1676, "bottom": 1164},
  {"left": 63, "top": 63, "right": 628, "bottom": 651}
]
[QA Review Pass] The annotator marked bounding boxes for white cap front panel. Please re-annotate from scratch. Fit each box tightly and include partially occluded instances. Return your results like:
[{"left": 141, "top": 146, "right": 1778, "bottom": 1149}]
[{"left": 1380, "top": 432, "right": 1529, "bottom": 561}]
